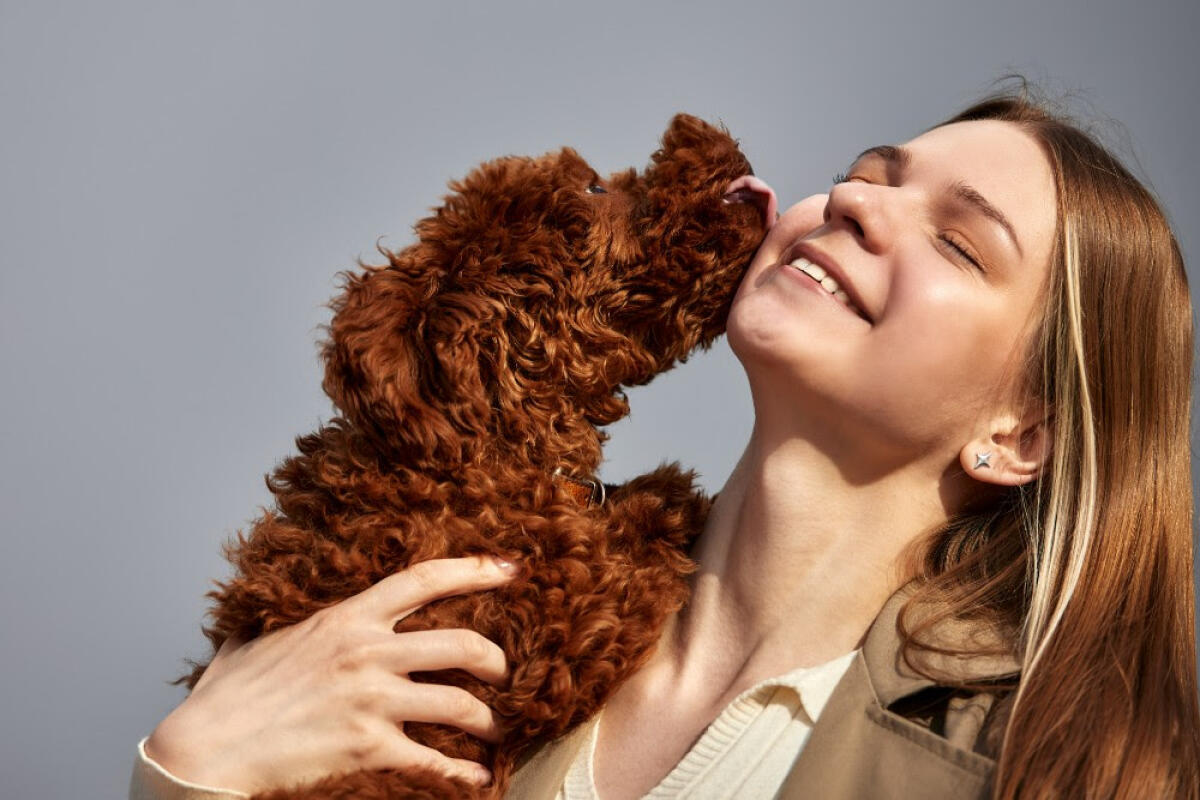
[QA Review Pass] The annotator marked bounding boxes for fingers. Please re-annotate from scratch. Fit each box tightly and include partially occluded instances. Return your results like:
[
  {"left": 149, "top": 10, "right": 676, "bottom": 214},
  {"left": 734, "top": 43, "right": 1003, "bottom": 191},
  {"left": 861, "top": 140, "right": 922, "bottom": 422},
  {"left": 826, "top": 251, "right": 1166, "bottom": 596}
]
[
  {"left": 380, "top": 737, "right": 495, "bottom": 788},
  {"left": 379, "top": 628, "right": 510, "bottom": 687},
  {"left": 390, "top": 680, "right": 506, "bottom": 744},
  {"left": 358, "top": 555, "right": 520, "bottom": 625},
  {"left": 434, "top": 754, "right": 494, "bottom": 790}
]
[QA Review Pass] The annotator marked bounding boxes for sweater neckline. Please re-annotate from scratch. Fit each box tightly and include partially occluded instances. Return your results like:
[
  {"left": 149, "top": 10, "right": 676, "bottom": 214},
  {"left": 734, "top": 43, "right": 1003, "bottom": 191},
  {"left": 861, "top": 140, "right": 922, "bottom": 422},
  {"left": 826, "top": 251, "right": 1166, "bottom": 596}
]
[{"left": 566, "top": 648, "right": 860, "bottom": 799}]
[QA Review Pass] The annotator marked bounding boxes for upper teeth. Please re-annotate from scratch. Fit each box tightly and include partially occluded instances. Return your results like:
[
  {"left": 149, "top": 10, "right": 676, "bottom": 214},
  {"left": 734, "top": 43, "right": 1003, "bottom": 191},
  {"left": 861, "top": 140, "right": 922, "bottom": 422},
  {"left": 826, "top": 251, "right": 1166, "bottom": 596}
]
[{"left": 788, "top": 257, "right": 860, "bottom": 314}]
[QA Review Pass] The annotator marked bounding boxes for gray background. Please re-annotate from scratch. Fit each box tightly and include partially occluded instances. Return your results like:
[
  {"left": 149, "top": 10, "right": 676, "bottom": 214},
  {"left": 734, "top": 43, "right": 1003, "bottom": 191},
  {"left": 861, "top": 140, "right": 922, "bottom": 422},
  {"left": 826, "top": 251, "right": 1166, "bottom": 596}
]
[{"left": 2, "top": 1, "right": 1196, "bottom": 797}]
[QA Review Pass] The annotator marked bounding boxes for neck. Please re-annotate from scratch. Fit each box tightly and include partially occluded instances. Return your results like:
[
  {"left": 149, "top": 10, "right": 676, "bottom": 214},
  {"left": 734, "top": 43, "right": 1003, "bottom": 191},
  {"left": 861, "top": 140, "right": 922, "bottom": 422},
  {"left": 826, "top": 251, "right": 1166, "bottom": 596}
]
[
  {"left": 480, "top": 396, "right": 608, "bottom": 478},
  {"left": 646, "top": 416, "right": 953, "bottom": 706}
]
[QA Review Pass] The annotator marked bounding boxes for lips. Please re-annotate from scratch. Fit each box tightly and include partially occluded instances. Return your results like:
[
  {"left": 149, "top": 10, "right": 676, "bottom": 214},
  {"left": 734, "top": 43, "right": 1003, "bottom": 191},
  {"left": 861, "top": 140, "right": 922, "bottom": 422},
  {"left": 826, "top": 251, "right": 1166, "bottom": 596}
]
[{"left": 782, "top": 241, "right": 872, "bottom": 323}]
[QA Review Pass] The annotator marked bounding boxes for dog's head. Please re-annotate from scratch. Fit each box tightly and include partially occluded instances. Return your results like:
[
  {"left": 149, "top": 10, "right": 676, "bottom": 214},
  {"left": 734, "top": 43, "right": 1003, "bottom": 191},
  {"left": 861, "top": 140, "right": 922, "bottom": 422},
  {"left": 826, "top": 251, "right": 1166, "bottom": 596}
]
[{"left": 321, "top": 114, "right": 771, "bottom": 469}]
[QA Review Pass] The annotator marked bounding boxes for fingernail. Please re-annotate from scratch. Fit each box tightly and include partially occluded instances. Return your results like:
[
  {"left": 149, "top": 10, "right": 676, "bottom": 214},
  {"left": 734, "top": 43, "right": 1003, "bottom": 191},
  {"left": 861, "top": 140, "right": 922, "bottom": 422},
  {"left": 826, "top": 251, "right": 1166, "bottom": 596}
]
[
  {"left": 475, "top": 765, "right": 493, "bottom": 785},
  {"left": 491, "top": 555, "right": 518, "bottom": 574}
]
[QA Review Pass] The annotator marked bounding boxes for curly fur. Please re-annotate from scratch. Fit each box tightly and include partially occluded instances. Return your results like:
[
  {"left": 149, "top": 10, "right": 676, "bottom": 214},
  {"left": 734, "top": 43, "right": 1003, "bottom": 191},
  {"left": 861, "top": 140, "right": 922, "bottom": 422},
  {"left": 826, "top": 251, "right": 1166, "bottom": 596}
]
[{"left": 178, "top": 114, "right": 769, "bottom": 799}]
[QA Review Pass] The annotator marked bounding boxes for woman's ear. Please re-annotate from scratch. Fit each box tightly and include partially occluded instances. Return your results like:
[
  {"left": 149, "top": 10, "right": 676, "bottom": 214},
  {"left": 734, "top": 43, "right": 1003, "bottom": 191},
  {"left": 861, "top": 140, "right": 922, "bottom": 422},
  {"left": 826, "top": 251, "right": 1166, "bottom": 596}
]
[{"left": 959, "top": 404, "right": 1054, "bottom": 488}]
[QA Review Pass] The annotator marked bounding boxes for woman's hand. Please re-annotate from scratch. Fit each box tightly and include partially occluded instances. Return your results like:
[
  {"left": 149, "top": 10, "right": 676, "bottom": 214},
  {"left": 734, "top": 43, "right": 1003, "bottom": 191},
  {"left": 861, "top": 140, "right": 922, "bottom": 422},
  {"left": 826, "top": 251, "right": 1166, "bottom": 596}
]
[{"left": 144, "top": 554, "right": 520, "bottom": 794}]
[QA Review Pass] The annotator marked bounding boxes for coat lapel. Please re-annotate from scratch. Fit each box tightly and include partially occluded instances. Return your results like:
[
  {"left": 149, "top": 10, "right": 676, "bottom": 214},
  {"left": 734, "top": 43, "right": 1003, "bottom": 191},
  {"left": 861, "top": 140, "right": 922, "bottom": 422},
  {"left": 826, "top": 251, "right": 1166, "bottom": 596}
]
[
  {"left": 505, "top": 580, "right": 1021, "bottom": 800},
  {"left": 776, "top": 581, "right": 1020, "bottom": 800}
]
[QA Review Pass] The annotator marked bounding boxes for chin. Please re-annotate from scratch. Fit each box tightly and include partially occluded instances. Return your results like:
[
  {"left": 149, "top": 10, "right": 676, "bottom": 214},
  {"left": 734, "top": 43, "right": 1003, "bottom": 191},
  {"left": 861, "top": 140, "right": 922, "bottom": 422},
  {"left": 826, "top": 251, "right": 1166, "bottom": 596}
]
[
  {"left": 726, "top": 292, "right": 804, "bottom": 370},
  {"left": 725, "top": 299, "right": 763, "bottom": 366},
  {"left": 728, "top": 306, "right": 853, "bottom": 414}
]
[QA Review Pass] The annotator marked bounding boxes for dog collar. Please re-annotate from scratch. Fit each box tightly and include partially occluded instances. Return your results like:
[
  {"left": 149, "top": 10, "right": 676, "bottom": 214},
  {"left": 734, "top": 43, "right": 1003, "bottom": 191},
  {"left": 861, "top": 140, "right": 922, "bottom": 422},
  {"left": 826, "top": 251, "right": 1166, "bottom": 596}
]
[{"left": 551, "top": 466, "right": 606, "bottom": 508}]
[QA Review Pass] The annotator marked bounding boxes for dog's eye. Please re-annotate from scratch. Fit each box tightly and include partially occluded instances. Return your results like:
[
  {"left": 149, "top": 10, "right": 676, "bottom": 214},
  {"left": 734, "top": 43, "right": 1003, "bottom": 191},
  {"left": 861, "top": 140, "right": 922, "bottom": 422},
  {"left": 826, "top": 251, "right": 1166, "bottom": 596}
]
[{"left": 586, "top": 184, "right": 608, "bottom": 194}]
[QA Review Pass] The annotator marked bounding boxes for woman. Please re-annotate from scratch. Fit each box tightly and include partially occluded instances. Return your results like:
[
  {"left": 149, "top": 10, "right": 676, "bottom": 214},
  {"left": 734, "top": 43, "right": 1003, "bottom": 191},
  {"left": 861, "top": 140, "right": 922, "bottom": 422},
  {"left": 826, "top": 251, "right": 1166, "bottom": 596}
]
[{"left": 133, "top": 84, "right": 1200, "bottom": 799}]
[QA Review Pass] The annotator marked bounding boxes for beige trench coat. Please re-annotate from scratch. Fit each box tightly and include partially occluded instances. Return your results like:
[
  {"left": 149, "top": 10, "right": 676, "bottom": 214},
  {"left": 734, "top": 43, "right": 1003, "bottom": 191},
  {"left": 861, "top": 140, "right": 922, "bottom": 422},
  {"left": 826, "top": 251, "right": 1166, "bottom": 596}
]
[{"left": 504, "top": 581, "right": 1021, "bottom": 800}]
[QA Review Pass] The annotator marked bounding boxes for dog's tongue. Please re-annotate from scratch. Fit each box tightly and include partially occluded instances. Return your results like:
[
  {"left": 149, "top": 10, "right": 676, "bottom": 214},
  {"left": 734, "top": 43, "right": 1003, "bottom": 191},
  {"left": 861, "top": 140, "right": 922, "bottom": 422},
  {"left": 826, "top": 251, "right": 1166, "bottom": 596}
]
[{"left": 723, "top": 175, "right": 778, "bottom": 230}]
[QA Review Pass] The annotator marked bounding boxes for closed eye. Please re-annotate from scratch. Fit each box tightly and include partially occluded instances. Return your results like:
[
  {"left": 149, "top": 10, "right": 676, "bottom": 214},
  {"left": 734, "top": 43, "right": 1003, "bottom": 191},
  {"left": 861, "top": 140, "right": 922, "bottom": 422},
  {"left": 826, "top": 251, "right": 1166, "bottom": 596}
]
[
  {"left": 833, "top": 173, "right": 984, "bottom": 271},
  {"left": 938, "top": 233, "right": 983, "bottom": 270}
]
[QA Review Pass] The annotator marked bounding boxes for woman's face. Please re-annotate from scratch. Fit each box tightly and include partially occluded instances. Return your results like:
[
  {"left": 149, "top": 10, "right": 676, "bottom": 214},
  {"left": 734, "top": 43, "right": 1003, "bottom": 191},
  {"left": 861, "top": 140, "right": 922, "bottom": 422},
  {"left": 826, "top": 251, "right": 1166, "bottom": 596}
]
[{"left": 727, "top": 119, "right": 1057, "bottom": 463}]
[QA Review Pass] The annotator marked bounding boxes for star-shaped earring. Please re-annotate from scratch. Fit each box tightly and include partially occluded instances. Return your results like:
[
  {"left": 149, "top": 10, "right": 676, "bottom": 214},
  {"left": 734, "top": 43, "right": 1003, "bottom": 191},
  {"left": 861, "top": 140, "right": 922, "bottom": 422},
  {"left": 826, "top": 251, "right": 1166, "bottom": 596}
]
[{"left": 974, "top": 451, "right": 993, "bottom": 469}]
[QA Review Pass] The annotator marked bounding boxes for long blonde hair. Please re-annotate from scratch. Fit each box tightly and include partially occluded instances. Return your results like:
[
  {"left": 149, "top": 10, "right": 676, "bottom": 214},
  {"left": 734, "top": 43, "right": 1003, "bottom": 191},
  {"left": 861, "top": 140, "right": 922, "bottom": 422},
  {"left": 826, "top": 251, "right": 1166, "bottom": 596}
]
[{"left": 900, "top": 79, "right": 1199, "bottom": 798}]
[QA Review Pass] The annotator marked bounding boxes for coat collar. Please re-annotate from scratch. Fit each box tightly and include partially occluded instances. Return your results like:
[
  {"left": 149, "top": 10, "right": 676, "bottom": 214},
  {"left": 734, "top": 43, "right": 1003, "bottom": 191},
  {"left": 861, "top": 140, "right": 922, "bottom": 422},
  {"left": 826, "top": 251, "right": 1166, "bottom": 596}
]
[
  {"left": 863, "top": 578, "right": 1021, "bottom": 706},
  {"left": 774, "top": 581, "right": 1022, "bottom": 799},
  {"left": 505, "top": 578, "right": 1022, "bottom": 799}
]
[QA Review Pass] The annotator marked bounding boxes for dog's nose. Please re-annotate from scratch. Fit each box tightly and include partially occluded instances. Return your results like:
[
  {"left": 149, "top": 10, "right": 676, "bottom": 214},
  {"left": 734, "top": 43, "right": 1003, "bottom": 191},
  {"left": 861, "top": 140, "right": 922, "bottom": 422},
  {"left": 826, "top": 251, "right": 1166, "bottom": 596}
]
[{"left": 723, "top": 175, "right": 778, "bottom": 231}]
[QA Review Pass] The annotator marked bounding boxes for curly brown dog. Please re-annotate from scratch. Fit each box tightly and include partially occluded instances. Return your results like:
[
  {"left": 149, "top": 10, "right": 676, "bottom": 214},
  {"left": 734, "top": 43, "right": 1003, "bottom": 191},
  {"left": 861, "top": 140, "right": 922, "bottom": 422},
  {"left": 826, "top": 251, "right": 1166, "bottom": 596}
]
[{"left": 179, "top": 114, "right": 773, "bottom": 798}]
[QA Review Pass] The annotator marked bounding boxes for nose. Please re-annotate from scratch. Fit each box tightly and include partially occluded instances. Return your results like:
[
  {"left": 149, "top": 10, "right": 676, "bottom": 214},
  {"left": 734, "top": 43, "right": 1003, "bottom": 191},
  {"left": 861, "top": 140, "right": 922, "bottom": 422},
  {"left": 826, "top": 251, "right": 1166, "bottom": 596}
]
[
  {"left": 824, "top": 181, "right": 886, "bottom": 250},
  {"left": 723, "top": 175, "right": 778, "bottom": 231}
]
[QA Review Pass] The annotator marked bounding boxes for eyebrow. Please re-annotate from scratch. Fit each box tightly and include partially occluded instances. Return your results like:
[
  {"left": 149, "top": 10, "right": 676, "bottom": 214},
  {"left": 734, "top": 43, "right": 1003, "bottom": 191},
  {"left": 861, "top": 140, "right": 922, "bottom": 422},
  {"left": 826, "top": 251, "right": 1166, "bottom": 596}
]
[{"left": 849, "top": 144, "right": 1024, "bottom": 259}]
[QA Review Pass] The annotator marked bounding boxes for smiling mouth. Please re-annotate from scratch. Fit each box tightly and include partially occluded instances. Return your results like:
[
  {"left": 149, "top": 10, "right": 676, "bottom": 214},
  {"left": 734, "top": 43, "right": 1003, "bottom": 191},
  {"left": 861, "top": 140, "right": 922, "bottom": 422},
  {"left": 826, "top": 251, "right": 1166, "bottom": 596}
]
[{"left": 782, "top": 257, "right": 871, "bottom": 322}]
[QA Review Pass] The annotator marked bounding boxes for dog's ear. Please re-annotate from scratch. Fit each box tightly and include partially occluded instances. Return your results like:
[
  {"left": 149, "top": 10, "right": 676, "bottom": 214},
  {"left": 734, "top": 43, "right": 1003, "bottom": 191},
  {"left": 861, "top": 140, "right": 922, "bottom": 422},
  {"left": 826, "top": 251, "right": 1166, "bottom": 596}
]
[
  {"left": 658, "top": 113, "right": 728, "bottom": 154},
  {"left": 319, "top": 245, "right": 489, "bottom": 463}
]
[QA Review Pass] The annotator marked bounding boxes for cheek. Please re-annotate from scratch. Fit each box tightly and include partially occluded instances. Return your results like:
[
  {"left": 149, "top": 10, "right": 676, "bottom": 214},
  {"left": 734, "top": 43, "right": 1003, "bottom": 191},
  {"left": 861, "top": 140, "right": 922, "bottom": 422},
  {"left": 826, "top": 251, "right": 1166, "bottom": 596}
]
[
  {"left": 731, "top": 198, "right": 825, "bottom": 297},
  {"left": 728, "top": 241, "right": 783, "bottom": 314},
  {"left": 869, "top": 280, "right": 1019, "bottom": 410}
]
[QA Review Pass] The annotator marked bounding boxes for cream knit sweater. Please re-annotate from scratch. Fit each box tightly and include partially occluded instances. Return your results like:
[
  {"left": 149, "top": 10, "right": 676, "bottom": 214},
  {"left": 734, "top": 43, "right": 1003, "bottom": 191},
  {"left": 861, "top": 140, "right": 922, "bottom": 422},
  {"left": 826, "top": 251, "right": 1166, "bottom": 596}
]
[{"left": 556, "top": 649, "right": 857, "bottom": 799}]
